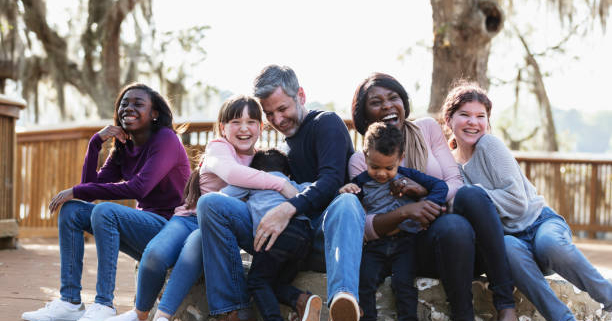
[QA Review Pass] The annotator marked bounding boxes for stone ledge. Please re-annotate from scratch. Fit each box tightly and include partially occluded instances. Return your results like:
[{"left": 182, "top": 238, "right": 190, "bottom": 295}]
[{"left": 147, "top": 265, "right": 612, "bottom": 321}]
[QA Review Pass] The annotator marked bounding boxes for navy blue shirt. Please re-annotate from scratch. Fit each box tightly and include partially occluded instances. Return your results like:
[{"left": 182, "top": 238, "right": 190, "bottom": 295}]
[
  {"left": 286, "top": 110, "right": 354, "bottom": 219},
  {"left": 352, "top": 166, "right": 448, "bottom": 206},
  {"left": 352, "top": 166, "right": 448, "bottom": 233}
]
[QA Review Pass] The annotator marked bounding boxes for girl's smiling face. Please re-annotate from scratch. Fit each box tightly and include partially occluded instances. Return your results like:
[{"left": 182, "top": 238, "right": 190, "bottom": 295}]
[
  {"left": 447, "top": 100, "right": 489, "bottom": 148},
  {"left": 118, "top": 89, "right": 157, "bottom": 134},
  {"left": 220, "top": 105, "right": 262, "bottom": 155}
]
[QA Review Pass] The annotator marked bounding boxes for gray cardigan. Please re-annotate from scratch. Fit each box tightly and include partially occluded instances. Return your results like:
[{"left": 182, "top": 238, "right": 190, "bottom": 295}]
[{"left": 459, "top": 134, "right": 546, "bottom": 233}]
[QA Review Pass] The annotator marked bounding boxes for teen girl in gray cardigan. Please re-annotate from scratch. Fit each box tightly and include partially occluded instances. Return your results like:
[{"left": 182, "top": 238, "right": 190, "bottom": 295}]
[{"left": 442, "top": 81, "right": 612, "bottom": 321}]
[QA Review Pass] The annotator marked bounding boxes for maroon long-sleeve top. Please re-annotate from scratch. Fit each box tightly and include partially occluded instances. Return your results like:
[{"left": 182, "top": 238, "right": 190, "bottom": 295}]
[{"left": 72, "top": 127, "right": 191, "bottom": 219}]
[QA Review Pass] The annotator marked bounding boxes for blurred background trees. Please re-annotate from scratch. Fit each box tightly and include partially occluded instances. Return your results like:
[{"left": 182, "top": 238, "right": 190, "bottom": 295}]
[
  {"left": 1, "top": 0, "right": 611, "bottom": 152},
  {"left": 0, "top": 0, "right": 212, "bottom": 122},
  {"left": 428, "top": 0, "right": 610, "bottom": 151}
]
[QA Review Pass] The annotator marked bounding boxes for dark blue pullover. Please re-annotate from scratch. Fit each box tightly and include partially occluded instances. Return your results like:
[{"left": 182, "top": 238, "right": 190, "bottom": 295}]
[{"left": 286, "top": 110, "right": 354, "bottom": 219}]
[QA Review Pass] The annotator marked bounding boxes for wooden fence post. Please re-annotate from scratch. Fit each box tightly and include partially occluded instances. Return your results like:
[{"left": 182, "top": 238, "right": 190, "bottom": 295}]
[
  {"left": 0, "top": 95, "right": 26, "bottom": 249},
  {"left": 589, "top": 164, "right": 598, "bottom": 238}
]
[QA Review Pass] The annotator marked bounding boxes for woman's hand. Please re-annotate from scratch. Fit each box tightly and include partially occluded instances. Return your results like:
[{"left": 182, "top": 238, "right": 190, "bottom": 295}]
[
  {"left": 49, "top": 188, "right": 74, "bottom": 213},
  {"left": 280, "top": 181, "right": 299, "bottom": 199},
  {"left": 390, "top": 177, "right": 428, "bottom": 198},
  {"left": 339, "top": 183, "right": 361, "bottom": 194},
  {"left": 98, "top": 125, "right": 128, "bottom": 143},
  {"left": 399, "top": 200, "right": 446, "bottom": 229}
]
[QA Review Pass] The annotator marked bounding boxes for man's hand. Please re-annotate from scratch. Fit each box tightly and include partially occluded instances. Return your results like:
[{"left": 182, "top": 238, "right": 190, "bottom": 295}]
[
  {"left": 338, "top": 183, "right": 361, "bottom": 194},
  {"left": 390, "top": 177, "right": 428, "bottom": 198},
  {"left": 49, "top": 188, "right": 74, "bottom": 213},
  {"left": 398, "top": 200, "right": 446, "bottom": 229},
  {"left": 98, "top": 125, "right": 128, "bottom": 143},
  {"left": 254, "top": 202, "right": 296, "bottom": 251},
  {"left": 280, "top": 181, "right": 299, "bottom": 199}
]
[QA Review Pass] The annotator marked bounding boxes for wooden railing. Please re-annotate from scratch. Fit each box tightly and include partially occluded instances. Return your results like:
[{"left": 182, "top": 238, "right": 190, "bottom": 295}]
[
  {"left": 14, "top": 121, "right": 612, "bottom": 238},
  {"left": 515, "top": 152, "right": 612, "bottom": 238}
]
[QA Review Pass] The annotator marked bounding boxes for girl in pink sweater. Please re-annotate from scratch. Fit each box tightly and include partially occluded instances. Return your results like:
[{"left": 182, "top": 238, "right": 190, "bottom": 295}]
[{"left": 109, "top": 95, "right": 298, "bottom": 321}]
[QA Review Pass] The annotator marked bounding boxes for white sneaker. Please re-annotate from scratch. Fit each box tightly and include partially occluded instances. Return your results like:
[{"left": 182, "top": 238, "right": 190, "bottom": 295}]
[
  {"left": 22, "top": 298, "right": 85, "bottom": 321},
  {"left": 77, "top": 303, "right": 116, "bottom": 321},
  {"left": 104, "top": 310, "right": 138, "bottom": 321}
]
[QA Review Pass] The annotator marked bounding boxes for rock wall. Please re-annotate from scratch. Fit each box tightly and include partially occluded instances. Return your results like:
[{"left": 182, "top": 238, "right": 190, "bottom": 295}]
[{"left": 147, "top": 266, "right": 611, "bottom": 321}]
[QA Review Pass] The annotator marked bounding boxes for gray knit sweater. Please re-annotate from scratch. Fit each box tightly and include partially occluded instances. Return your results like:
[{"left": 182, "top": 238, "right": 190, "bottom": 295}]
[{"left": 459, "top": 134, "right": 546, "bottom": 233}]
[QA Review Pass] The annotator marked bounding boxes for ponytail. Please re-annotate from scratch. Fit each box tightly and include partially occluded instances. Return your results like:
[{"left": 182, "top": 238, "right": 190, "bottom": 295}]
[{"left": 183, "top": 158, "right": 203, "bottom": 210}]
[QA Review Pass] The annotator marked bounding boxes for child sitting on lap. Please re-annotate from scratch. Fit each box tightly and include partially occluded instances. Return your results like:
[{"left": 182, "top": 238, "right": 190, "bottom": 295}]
[
  {"left": 339, "top": 122, "right": 448, "bottom": 321},
  {"left": 221, "top": 148, "right": 322, "bottom": 321}
]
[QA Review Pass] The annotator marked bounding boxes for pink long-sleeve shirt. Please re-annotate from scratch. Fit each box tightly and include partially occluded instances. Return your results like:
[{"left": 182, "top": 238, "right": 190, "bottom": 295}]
[
  {"left": 173, "top": 138, "right": 286, "bottom": 216},
  {"left": 348, "top": 117, "right": 463, "bottom": 241}
]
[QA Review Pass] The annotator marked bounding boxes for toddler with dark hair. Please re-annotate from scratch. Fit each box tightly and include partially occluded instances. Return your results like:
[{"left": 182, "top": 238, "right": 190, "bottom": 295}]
[
  {"left": 221, "top": 148, "right": 322, "bottom": 321},
  {"left": 339, "top": 122, "right": 448, "bottom": 321}
]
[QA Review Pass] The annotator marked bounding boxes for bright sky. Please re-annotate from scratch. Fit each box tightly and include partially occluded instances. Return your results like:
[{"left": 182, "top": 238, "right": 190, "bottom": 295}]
[
  {"left": 153, "top": 0, "right": 434, "bottom": 116},
  {"left": 153, "top": 0, "right": 612, "bottom": 118}
]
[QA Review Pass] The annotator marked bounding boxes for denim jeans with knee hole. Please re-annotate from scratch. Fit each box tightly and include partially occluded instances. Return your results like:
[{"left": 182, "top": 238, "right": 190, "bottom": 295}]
[
  {"left": 58, "top": 200, "right": 167, "bottom": 307},
  {"left": 505, "top": 207, "right": 612, "bottom": 321},
  {"left": 311, "top": 193, "right": 365, "bottom": 304}
]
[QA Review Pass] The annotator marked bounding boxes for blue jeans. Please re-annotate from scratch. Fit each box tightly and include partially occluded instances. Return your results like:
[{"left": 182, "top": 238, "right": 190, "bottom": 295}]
[
  {"left": 452, "top": 186, "right": 516, "bottom": 311},
  {"left": 310, "top": 193, "right": 365, "bottom": 303},
  {"left": 197, "top": 192, "right": 365, "bottom": 315},
  {"left": 247, "top": 218, "right": 313, "bottom": 321},
  {"left": 505, "top": 207, "right": 612, "bottom": 321},
  {"left": 198, "top": 193, "right": 255, "bottom": 315},
  {"left": 135, "top": 215, "right": 203, "bottom": 315},
  {"left": 413, "top": 213, "right": 477, "bottom": 321},
  {"left": 58, "top": 200, "right": 167, "bottom": 306},
  {"left": 360, "top": 232, "right": 418, "bottom": 321}
]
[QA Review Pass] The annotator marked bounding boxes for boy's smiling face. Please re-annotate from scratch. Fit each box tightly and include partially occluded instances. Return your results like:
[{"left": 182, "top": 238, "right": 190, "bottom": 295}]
[{"left": 365, "top": 149, "right": 402, "bottom": 184}]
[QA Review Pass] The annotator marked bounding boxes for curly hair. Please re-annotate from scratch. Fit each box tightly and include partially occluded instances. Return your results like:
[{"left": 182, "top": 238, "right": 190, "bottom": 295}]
[{"left": 364, "top": 122, "right": 405, "bottom": 157}]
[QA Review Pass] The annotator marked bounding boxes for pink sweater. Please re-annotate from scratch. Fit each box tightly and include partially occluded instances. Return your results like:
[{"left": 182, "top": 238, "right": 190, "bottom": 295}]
[
  {"left": 349, "top": 117, "right": 463, "bottom": 240},
  {"left": 174, "top": 138, "right": 286, "bottom": 216}
]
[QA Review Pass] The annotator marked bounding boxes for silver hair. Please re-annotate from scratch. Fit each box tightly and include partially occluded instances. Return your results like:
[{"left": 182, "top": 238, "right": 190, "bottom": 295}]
[{"left": 253, "top": 65, "right": 300, "bottom": 101}]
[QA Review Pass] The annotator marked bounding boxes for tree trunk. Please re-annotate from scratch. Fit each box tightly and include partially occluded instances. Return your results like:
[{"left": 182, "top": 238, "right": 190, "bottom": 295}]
[
  {"left": 20, "top": 0, "right": 139, "bottom": 120},
  {"left": 429, "top": 0, "right": 504, "bottom": 114}
]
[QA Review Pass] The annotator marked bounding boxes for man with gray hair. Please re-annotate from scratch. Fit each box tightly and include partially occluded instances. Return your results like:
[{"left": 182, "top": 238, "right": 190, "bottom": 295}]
[{"left": 197, "top": 65, "right": 361, "bottom": 321}]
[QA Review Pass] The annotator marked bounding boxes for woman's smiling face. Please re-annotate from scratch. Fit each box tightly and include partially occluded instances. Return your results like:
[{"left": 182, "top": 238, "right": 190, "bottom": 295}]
[{"left": 364, "top": 86, "right": 406, "bottom": 130}]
